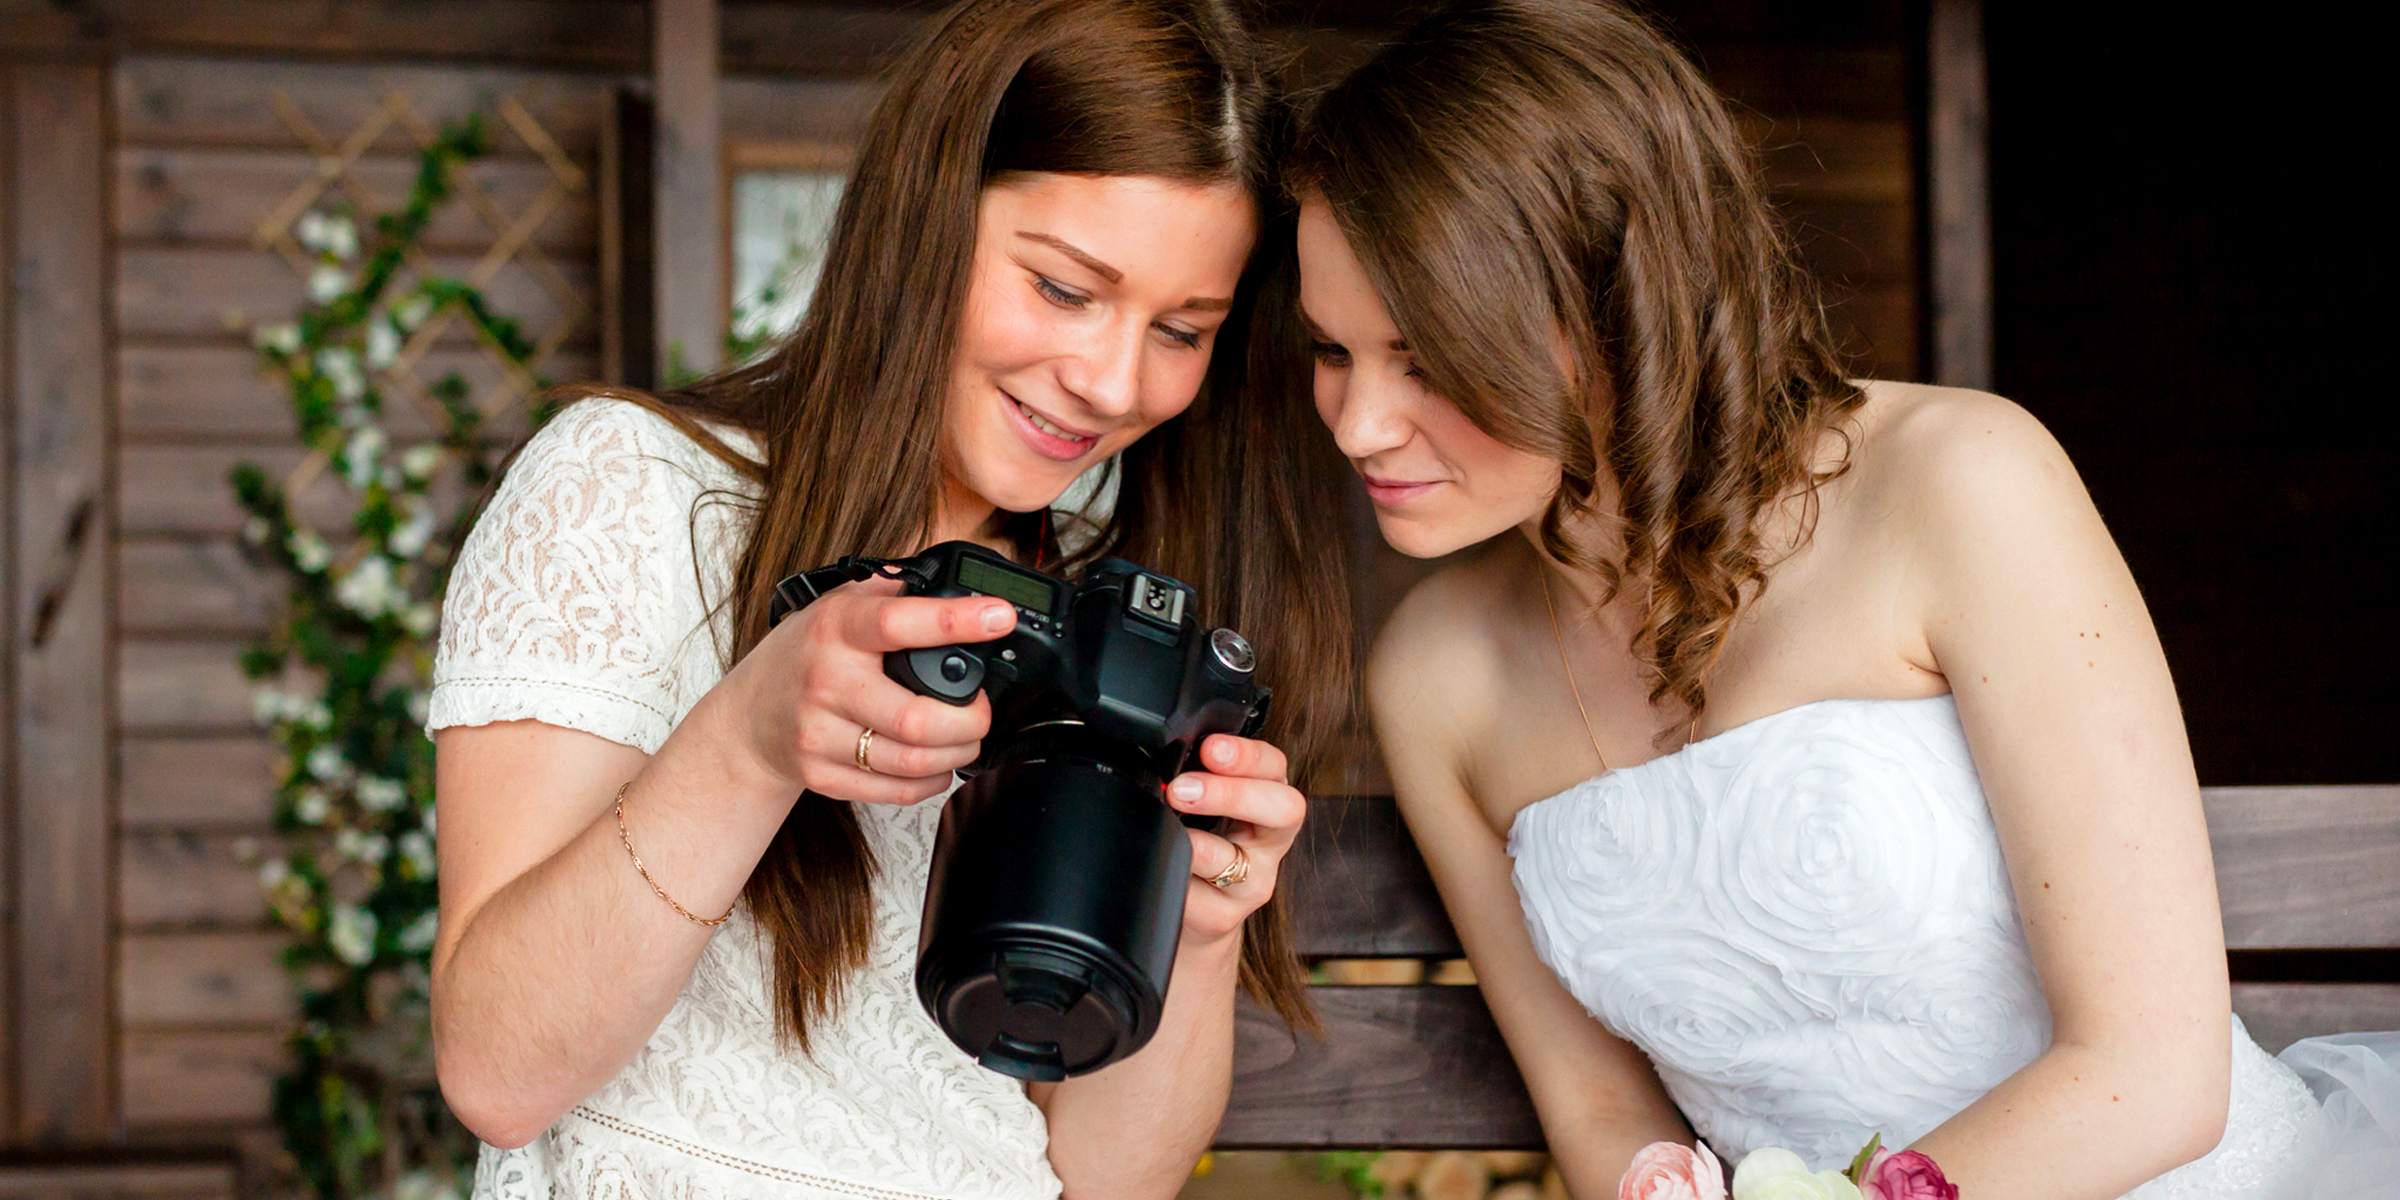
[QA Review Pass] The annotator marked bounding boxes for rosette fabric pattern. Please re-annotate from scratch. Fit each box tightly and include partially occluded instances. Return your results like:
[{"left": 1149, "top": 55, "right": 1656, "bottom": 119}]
[{"left": 1509, "top": 696, "right": 2334, "bottom": 1199}]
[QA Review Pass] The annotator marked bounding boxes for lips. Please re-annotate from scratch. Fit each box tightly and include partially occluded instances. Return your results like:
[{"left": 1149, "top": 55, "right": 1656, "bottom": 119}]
[
  {"left": 1361, "top": 472, "right": 1441, "bottom": 506},
  {"left": 1004, "top": 393, "right": 1100, "bottom": 462}
]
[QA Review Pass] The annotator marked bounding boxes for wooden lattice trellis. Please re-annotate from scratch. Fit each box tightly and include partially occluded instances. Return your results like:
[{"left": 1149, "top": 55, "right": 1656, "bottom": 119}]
[{"left": 250, "top": 87, "right": 590, "bottom": 494}]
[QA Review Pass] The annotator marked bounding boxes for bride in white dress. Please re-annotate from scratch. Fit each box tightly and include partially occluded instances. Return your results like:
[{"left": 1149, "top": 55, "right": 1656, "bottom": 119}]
[
  {"left": 425, "top": 1, "right": 1354, "bottom": 1196},
  {"left": 1277, "top": 1, "right": 2398, "bottom": 1196}
]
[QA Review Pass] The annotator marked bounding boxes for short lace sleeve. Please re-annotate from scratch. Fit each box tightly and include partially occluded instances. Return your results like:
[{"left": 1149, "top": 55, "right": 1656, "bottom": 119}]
[{"left": 429, "top": 399, "right": 757, "bottom": 754}]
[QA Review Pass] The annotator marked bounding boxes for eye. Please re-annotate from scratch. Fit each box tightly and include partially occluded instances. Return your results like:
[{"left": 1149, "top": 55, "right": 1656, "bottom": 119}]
[
  {"left": 1308, "top": 339, "right": 1352, "bottom": 368},
  {"left": 1032, "top": 275, "right": 1089, "bottom": 309},
  {"left": 1155, "top": 322, "right": 1203, "bottom": 350}
]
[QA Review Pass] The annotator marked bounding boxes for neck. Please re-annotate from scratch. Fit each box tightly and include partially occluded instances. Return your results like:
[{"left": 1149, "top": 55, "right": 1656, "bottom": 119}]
[
  {"left": 929, "top": 470, "right": 1007, "bottom": 552},
  {"left": 1515, "top": 471, "right": 1629, "bottom": 610}
]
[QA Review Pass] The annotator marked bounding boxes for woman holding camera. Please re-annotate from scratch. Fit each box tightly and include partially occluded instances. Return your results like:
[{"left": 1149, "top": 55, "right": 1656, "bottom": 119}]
[
  {"left": 1281, "top": 1, "right": 2392, "bottom": 1197},
  {"left": 426, "top": 1, "right": 1349, "bottom": 1196}
]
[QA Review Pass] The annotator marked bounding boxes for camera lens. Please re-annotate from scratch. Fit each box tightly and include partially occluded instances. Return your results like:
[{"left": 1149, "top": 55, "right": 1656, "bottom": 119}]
[{"left": 916, "top": 726, "right": 1189, "bottom": 1080}]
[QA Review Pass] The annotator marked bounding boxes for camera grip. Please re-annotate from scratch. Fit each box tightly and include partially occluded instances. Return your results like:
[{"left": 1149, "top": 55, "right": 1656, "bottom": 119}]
[{"left": 887, "top": 646, "right": 986, "bottom": 704}]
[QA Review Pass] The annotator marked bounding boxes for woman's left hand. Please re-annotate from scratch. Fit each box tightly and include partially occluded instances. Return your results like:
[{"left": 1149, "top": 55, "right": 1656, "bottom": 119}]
[{"left": 1166, "top": 733, "right": 1304, "bottom": 944}]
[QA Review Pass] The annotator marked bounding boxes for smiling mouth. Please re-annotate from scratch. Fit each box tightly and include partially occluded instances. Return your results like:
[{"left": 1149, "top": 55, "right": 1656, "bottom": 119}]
[{"left": 1006, "top": 393, "right": 1101, "bottom": 461}]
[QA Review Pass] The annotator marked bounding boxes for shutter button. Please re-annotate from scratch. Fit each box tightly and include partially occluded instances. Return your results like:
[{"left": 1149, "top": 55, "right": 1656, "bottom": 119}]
[{"left": 941, "top": 653, "right": 972, "bottom": 683}]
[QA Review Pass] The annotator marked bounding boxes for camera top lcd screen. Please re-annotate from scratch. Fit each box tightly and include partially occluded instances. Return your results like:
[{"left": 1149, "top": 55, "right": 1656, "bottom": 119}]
[{"left": 958, "top": 555, "right": 1059, "bottom": 615}]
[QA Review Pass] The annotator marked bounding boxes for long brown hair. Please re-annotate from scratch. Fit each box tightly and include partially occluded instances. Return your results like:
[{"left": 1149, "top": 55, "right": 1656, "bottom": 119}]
[
  {"left": 556, "top": 0, "right": 1347, "bottom": 1045},
  {"left": 1286, "top": 0, "right": 1863, "bottom": 734}
]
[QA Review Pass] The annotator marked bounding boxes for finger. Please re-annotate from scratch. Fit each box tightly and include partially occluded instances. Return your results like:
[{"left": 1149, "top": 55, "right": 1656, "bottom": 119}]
[
  {"left": 1166, "top": 772, "right": 1305, "bottom": 844},
  {"left": 846, "top": 593, "right": 1017, "bottom": 653},
  {"left": 859, "top": 686, "right": 993, "bottom": 753},
  {"left": 1187, "top": 828, "right": 1269, "bottom": 893},
  {"left": 1198, "top": 734, "right": 1289, "bottom": 784},
  {"left": 857, "top": 727, "right": 980, "bottom": 778},
  {"left": 804, "top": 761, "right": 954, "bottom": 807}
]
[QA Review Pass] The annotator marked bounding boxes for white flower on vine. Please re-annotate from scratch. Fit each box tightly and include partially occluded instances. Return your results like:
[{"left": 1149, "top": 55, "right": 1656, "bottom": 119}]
[
  {"left": 366, "top": 317, "right": 403, "bottom": 368},
  {"left": 340, "top": 425, "right": 386, "bottom": 489},
  {"left": 306, "top": 744, "right": 350, "bottom": 783},
  {"left": 328, "top": 904, "right": 379, "bottom": 966},
  {"left": 357, "top": 776, "right": 407, "bottom": 812},
  {"left": 394, "top": 292, "right": 435, "bottom": 332},
  {"left": 318, "top": 346, "right": 366, "bottom": 403},
  {"left": 400, "top": 603, "right": 438, "bottom": 637},
  {"left": 251, "top": 686, "right": 291, "bottom": 726},
  {"left": 398, "top": 830, "right": 436, "bottom": 879},
  {"left": 296, "top": 211, "right": 358, "bottom": 261},
  {"left": 336, "top": 828, "right": 390, "bottom": 866},
  {"left": 242, "top": 516, "right": 272, "bottom": 545},
  {"left": 288, "top": 529, "right": 332, "bottom": 573},
  {"left": 408, "top": 690, "right": 432, "bottom": 726},
  {"left": 302, "top": 700, "right": 333, "bottom": 731},
  {"left": 307, "top": 264, "right": 354, "bottom": 305},
  {"left": 401, "top": 444, "right": 444, "bottom": 481},
  {"left": 258, "top": 858, "right": 291, "bottom": 889},
  {"left": 335, "top": 555, "right": 402, "bottom": 617},
  {"left": 390, "top": 499, "right": 438, "bottom": 558},
  {"left": 253, "top": 323, "right": 302, "bottom": 355},
  {"left": 293, "top": 786, "right": 332, "bottom": 824}
]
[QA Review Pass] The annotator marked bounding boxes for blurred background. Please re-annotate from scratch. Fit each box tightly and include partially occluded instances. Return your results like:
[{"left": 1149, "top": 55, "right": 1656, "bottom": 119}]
[{"left": 0, "top": 0, "right": 2386, "bottom": 1195}]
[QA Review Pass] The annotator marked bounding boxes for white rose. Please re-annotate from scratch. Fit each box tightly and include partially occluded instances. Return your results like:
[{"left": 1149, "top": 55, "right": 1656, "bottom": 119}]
[{"left": 1730, "top": 1149, "right": 1862, "bottom": 1200}]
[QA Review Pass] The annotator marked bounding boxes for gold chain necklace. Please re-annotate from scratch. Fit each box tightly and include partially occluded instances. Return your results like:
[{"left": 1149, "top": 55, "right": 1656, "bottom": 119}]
[{"left": 1540, "top": 566, "right": 1610, "bottom": 775}]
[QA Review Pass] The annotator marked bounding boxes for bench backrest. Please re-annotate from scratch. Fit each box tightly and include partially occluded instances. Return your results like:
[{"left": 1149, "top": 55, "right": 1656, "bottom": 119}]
[{"left": 1220, "top": 786, "right": 2400, "bottom": 1148}]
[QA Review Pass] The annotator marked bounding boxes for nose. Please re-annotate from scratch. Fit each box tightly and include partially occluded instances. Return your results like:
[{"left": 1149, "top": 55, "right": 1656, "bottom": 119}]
[
  {"left": 1327, "top": 367, "right": 1414, "bottom": 462},
  {"left": 1059, "top": 315, "right": 1144, "bottom": 419}
]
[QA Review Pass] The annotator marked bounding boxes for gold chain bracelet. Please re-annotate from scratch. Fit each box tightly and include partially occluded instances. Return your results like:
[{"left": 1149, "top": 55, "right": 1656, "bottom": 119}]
[{"left": 614, "top": 782, "right": 735, "bottom": 927}]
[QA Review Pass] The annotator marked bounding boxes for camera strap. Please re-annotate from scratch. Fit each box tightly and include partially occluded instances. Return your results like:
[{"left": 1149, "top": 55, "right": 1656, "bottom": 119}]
[{"left": 767, "top": 555, "right": 937, "bottom": 627}]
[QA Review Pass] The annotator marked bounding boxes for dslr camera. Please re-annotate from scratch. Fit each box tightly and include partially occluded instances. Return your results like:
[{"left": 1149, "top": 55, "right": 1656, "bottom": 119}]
[{"left": 770, "top": 541, "right": 1269, "bottom": 1080}]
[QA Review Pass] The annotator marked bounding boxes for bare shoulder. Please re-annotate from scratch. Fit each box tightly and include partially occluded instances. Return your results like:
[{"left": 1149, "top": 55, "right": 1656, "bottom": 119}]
[
  {"left": 1841, "top": 380, "right": 2085, "bottom": 525},
  {"left": 1365, "top": 545, "right": 1521, "bottom": 780}
]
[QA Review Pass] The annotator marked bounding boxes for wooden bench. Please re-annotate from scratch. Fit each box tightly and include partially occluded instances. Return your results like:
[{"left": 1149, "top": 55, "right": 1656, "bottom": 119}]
[{"left": 1220, "top": 786, "right": 2400, "bottom": 1149}]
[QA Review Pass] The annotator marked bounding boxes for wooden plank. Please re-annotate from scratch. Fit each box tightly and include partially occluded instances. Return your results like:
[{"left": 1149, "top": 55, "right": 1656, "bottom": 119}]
[
  {"left": 115, "top": 444, "right": 354, "bottom": 537},
  {"left": 1744, "top": 116, "right": 1913, "bottom": 204},
  {"left": 1783, "top": 198, "right": 1916, "bottom": 288},
  {"left": 120, "top": 932, "right": 292, "bottom": 1025},
  {"left": 114, "top": 55, "right": 611, "bottom": 155},
  {"left": 1221, "top": 987, "right": 1541, "bottom": 1149},
  {"left": 8, "top": 61, "right": 114, "bottom": 1144},
  {"left": 1287, "top": 795, "right": 1458, "bottom": 959},
  {"left": 2233, "top": 982, "right": 2400, "bottom": 1056},
  {"left": 1, "top": 56, "right": 16, "bottom": 1145},
  {"left": 120, "top": 831, "right": 277, "bottom": 932},
  {"left": 120, "top": 341, "right": 566, "bottom": 441},
  {"left": 116, "top": 147, "right": 594, "bottom": 255},
  {"left": 119, "top": 538, "right": 278, "bottom": 635},
  {"left": 120, "top": 736, "right": 278, "bottom": 830},
  {"left": 1821, "top": 280, "right": 1918, "bottom": 384},
  {"left": 600, "top": 85, "right": 655, "bottom": 388},
  {"left": 0, "top": 1163, "right": 237, "bottom": 1200},
  {"left": 719, "top": 77, "right": 879, "bottom": 148},
  {"left": 119, "top": 639, "right": 254, "bottom": 733},
  {"left": 1925, "top": 0, "right": 1991, "bottom": 388},
  {"left": 116, "top": 245, "right": 594, "bottom": 344},
  {"left": 654, "top": 0, "right": 724, "bottom": 376},
  {"left": 719, "top": 4, "right": 927, "bottom": 79},
  {"left": 119, "top": 1028, "right": 286, "bottom": 1127},
  {"left": 7, "top": 2, "right": 648, "bottom": 75},
  {"left": 2210, "top": 786, "right": 2400, "bottom": 950},
  {"left": 1699, "top": 44, "right": 1911, "bottom": 122}
]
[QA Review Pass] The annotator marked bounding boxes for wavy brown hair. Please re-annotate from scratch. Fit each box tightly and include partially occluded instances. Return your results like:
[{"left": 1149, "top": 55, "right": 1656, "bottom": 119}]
[
  {"left": 1287, "top": 0, "right": 1864, "bottom": 733},
  {"left": 555, "top": 0, "right": 1349, "bottom": 1046}
]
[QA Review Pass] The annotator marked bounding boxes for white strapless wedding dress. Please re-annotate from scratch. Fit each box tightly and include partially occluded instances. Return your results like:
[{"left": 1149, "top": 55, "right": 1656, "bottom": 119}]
[{"left": 1509, "top": 696, "right": 2398, "bottom": 1198}]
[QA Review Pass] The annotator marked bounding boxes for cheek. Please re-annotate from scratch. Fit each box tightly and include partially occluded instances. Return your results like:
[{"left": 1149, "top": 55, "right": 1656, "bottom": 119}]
[{"left": 1311, "top": 365, "right": 1343, "bottom": 432}]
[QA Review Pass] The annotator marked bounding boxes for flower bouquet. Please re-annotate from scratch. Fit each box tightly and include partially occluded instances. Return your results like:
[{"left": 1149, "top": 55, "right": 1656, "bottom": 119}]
[{"left": 1618, "top": 1133, "right": 1956, "bottom": 1200}]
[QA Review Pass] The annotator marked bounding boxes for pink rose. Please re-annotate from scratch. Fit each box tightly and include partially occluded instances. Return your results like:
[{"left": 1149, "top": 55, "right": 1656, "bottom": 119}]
[
  {"left": 1619, "top": 1140, "right": 1728, "bottom": 1200},
  {"left": 1858, "top": 1149, "right": 1958, "bottom": 1200}
]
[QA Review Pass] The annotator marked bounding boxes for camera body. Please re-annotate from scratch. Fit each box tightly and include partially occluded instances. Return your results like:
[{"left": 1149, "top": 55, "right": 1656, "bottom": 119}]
[{"left": 769, "top": 541, "right": 1270, "bottom": 1080}]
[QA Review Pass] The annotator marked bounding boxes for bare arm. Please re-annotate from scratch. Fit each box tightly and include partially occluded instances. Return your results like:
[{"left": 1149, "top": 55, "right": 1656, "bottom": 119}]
[
  {"left": 431, "top": 583, "right": 1014, "bottom": 1146},
  {"left": 1033, "top": 734, "right": 1309, "bottom": 1198},
  {"left": 1368, "top": 601, "right": 1690, "bottom": 1199},
  {"left": 1889, "top": 392, "right": 2230, "bottom": 1195}
]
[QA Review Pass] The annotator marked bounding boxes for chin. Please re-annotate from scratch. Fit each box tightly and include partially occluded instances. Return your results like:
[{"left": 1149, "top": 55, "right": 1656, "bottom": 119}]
[{"left": 1375, "top": 511, "right": 1483, "bottom": 559}]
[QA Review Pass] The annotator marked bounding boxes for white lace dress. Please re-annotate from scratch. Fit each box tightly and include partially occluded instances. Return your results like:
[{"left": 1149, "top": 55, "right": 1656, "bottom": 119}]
[
  {"left": 430, "top": 399, "right": 1063, "bottom": 1200},
  {"left": 1509, "top": 695, "right": 2399, "bottom": 1199}
]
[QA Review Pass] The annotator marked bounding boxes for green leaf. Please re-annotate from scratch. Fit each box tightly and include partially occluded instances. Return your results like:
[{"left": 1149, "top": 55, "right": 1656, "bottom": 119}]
[{"left": 1847, "top": 1132, "right": 1884, "bottom": 1183}]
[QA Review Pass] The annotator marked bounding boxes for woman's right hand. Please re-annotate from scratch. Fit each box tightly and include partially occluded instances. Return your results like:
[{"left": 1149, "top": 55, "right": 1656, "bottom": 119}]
[{"left": 715, "top": 576, "right": 1019, "bottom": 805}]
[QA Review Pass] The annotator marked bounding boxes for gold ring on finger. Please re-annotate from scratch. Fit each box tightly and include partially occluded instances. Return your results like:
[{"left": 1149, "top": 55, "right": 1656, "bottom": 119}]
[
  {"left": 1205, "top": 842, "right": 1250, "bottom": 890},
  {"left": 856, "top": 726, "right": 879, "bottom": 774}
]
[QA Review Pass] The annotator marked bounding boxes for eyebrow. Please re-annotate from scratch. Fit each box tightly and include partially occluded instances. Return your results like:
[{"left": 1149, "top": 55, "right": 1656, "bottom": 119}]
[
  {"left": 1019, "top": 231, "right": 1235, "bottom": 314},
  {"left": 1302, "top": 316, "right": 1407, "bottom": 351}
]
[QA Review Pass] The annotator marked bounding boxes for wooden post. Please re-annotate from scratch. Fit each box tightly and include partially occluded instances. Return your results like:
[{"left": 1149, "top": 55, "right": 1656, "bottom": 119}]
[
  {"left": 1925, "top": 0, "right": 1992, "bottom": 389},
  {"left": 7, "top": 62, "right": 114, "bottom": 1143},
  {"left": 602, "top": 86, "right": 659, "bottom": 389},
  {"left": 654, "top": 0, "right": 723, "bottom": 379}
]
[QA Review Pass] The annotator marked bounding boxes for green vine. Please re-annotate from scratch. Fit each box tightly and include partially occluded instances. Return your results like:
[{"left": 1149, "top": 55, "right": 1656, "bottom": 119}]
[{"left": 234, "top": 115, "right": 549, "bottom": 1200}]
